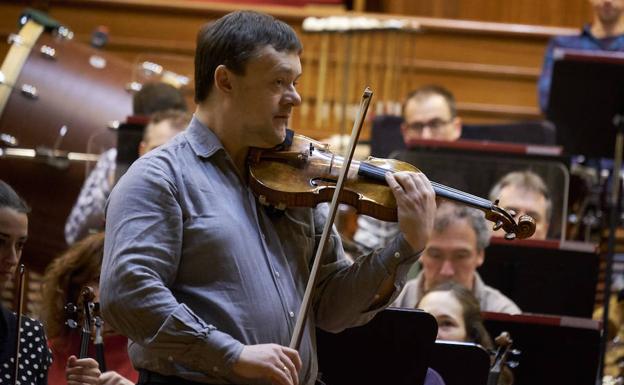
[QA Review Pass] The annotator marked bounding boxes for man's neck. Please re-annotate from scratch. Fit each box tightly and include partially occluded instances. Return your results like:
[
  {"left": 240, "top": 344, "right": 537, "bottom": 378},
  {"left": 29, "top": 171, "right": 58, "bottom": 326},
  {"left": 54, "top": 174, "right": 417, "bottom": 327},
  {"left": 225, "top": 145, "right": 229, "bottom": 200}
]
[
  {"left": 591, "top": 16, "right": 624, "bottom": 38},
  {"left": 194, "top": 106, "right": 249, "bottom": 178}
]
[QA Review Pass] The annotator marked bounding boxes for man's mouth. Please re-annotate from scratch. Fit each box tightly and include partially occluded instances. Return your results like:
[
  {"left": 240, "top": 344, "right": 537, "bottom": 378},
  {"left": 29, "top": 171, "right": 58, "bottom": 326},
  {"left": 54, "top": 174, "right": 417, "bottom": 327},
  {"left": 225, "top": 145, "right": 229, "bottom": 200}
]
[{"left": 274, "top": 113, "right": 291, "bottom": 120}]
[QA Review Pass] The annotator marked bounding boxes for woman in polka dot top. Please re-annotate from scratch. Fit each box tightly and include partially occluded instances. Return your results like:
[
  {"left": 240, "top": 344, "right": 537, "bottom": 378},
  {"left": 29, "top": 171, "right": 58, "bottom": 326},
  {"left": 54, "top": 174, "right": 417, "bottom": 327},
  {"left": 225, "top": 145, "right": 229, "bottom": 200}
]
[
  {"left": 0, "top": 308, "right": 52, "bottom": 385},
  {"left": 0, "top": 180, "right": 52, "bottom": 384}
]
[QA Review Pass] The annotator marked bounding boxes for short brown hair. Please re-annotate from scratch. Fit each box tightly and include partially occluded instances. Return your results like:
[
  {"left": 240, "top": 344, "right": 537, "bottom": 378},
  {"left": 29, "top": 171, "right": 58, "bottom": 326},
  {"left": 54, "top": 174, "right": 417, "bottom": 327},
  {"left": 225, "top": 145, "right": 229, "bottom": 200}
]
[
  {"left": 194, "top": 11, "right": 302, "bottom": 103},
  {"left": 489, "top": 170, "right": 552, "bottom": 221},
  {"left": 402, "top": 85, "right": 457, "bottom": 120}
]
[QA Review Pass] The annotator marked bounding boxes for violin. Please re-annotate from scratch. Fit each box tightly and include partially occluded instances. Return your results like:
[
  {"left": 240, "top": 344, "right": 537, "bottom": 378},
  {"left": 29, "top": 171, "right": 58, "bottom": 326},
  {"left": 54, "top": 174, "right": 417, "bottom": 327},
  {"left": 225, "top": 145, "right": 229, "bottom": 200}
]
[
  {"left": 65, "top": 286, "right": 106, "bottom": 369},
  {"left": 488, "top": 331, "right": 519, "bottom": 385},
  {"left": 93, "top": 303, "right": 107, "bottom": 372},
  {"left": 248, "top": 132, "right": 536, "bottom": 240}
]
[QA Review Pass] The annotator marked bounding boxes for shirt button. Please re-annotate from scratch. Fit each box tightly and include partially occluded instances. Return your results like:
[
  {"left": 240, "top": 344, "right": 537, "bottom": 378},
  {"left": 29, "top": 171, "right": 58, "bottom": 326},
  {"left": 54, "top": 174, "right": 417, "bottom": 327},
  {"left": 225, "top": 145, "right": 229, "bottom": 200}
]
[
  {"left": 261, "top": 233, "right": 266, "bottom": 240},
  {"left": 394, "top": 252, "right": 401, "bottom": 259},
  {"left": 275, "top": 271, "right": 280, "bottom": 278},
  {"left": 289, "top": 311, "right": 295, "bottom": 318},
  {"left": 213, "top": 366, "right": 219, "bottom": 372}
]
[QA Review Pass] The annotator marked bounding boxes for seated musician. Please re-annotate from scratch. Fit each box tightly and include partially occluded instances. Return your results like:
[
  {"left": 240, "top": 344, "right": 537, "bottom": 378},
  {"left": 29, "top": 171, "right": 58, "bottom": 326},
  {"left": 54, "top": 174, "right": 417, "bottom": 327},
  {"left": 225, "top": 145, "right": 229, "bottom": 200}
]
[
  {"left": 99, "top": 10, "right": 437, "bottom": 385},
  {"left": 0, "top": 180, "right": 118, "bottom": 385},
  {"left": 64, "top": 96, "right": 190, "bottom": 245},
  {"left": 0, "top": 179, "right": 52, "bottom": 384},
  {"left": 417, "top": 281, "right": 513, "bottom": 385},
  {"left": 40, "top": 232, "right": 136, "bottom": 385},
  {"left": 489, "top": 170, "right": 551, "bottom": 240},
  {"left": 394, "top": 202, "right": 521, "bottom": 314},
  {"left": 354, "top": 85, "right": 461, "bottom": 251}
]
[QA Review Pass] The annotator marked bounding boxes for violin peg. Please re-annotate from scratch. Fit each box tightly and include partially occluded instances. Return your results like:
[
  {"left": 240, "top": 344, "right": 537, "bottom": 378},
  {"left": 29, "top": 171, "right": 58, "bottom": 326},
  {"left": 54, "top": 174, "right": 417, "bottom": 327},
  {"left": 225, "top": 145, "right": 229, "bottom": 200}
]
[
  {"left": 511, "top": 349, "right": 522, "bottom": 356},
  {"left": 492, "top": 220, "right": 503, "bottom": 231},
  {"left": 507, "top": 361, "right": 520, "bottom": 368},
  {"left": 65, "top": 319, "right": 78, "bottom": 329},
  {"left": 494, "top": 199, "right": 500, "bottom": 206},
  {"left": 504, "top": 232, "right": 516, "bottom": 241},
  {"left": 509, "top": 209, "right": 517, "bottom": 218},
  {"left": 258, "top": 195, "right": 268, "bottom": 205}
]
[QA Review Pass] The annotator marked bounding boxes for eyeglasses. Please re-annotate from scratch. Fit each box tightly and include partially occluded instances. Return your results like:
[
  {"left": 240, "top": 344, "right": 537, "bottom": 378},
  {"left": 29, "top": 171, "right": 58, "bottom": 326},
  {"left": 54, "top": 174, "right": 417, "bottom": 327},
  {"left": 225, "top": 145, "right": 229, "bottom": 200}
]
[{"left": 405, "top": 118, "right": 452, "bottom": 132}]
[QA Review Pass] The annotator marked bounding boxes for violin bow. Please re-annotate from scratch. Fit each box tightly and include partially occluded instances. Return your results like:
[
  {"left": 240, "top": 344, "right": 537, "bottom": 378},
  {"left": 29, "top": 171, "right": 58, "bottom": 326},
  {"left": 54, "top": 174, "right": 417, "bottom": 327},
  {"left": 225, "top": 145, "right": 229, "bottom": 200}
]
[
  {"left": 13, "top": 264, "right": 25, "bottom": 385},
  {"left": 289, "top": 86, "right": 373, "bottom": 350}
]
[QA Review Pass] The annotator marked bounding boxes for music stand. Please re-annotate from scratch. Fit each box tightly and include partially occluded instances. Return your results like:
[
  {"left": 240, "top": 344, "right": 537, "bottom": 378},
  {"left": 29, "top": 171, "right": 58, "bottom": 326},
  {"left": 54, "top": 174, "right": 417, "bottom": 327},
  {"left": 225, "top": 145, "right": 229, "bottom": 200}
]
[
  {"left": 316, "top": 308, "right": 437, "bottom": 385},
  {"left": 547, "top": 48, "right": 624, "bottom": 378},
  {"left": 483, "top": 312, "right": 601, "bottom": 385},
  {"left": 478, "top": 238, "right": 600, "bottom": 318},
  {"left": 428, "top": 341, "right": 490, "bottom": 385}
]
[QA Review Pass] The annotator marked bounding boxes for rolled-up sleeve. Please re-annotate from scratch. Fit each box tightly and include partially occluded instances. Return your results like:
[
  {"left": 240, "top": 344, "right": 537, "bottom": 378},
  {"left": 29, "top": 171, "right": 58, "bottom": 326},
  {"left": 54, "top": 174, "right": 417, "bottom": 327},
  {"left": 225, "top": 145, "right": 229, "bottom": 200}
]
[
  {"left": 312, "top": 206, "right": 420, "bottom": 332},
  {"left": 100, "top": 158, "right": 243, "bottom": 377}
]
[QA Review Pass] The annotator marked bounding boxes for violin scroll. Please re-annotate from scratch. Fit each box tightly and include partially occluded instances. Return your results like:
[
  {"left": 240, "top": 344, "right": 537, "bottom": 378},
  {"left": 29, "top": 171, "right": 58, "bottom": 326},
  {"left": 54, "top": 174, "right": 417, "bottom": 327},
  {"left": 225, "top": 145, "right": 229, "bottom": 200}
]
[{"left": 485, "top": 205, "right": 536, "bottom": 240}]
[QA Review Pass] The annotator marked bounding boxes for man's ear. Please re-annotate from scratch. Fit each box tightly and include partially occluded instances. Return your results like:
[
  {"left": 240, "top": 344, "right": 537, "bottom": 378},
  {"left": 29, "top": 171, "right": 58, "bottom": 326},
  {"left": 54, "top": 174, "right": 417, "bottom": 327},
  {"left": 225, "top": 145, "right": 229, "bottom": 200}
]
[
  {"left": 475, "top": 249, "right": 485, "bottom": 267},
  {"left": 451, "top": 117, "right": 462, "bottom": 141},
  {"left": 138, "top": 141, "right": 147, "bottom": 157},
  {"left": 214, "top": 65, "right": 233, "bottom": 94},
  {"left": 400, "top": 122, "right": 409, "bottom": 144}
]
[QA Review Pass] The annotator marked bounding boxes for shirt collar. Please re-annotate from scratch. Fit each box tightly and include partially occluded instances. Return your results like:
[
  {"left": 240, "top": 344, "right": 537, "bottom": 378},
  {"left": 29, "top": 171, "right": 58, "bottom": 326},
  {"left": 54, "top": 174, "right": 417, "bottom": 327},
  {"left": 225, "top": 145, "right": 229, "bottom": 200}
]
[
  {"left": 472, "top": 272, "right": 486, "bottom": 297},
  {"left": 418, "top": 272, "right": 485, "bottom": 299},
  {"left": 185, "top": 115, "right": 225, "bottom": 159},
  {"left": 581, "top": 24, "right": 593, "bottom": 38}
]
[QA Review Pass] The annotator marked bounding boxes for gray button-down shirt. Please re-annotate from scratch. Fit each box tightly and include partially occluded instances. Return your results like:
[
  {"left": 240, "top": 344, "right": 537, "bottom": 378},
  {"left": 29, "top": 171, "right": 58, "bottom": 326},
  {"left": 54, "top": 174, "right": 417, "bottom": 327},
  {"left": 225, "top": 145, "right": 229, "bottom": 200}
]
[{"left": 101, "top": 117, "right": 419, "bottom": 384}]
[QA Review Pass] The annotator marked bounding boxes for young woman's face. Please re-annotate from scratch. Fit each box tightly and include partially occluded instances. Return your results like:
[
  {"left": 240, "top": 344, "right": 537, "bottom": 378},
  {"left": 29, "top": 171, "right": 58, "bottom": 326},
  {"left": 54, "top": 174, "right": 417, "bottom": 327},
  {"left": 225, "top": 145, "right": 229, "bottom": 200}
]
[
  {"left": 418, "top": 291, "right": 468, "bottom": 342},
  {"left": 0, "top": 207, "right": 28, "bottom": 288}
]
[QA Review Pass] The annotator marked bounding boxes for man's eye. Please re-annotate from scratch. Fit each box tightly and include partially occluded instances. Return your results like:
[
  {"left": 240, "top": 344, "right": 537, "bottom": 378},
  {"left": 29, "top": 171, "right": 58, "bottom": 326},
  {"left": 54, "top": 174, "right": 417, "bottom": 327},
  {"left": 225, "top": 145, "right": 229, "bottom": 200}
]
[{"left": 427, "top": 252, "right": 442, "bottom": 259}]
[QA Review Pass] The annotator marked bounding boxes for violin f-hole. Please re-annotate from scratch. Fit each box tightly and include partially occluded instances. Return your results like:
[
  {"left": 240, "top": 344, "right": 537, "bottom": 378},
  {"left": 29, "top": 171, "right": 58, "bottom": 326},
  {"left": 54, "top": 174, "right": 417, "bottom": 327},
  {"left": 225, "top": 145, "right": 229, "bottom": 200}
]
[{"left": 310, "top": 176, "right": 337, "bottom": 187}]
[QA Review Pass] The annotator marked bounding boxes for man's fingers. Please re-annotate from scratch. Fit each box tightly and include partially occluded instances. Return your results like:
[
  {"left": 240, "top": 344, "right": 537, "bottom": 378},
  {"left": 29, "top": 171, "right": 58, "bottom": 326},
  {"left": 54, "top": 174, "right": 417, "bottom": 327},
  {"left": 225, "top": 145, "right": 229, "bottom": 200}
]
[
  {"left": 281, "top": 347, "right": 302, "bottom": 372},
  {"left": 279, "top": 353, "right": 299, "bottom": 385},
  {"left": 385, "top": 172, "right": 407, "bottom": 205},
  {"left": 270, "top": 364, "right": 294, "bottom": 385}
]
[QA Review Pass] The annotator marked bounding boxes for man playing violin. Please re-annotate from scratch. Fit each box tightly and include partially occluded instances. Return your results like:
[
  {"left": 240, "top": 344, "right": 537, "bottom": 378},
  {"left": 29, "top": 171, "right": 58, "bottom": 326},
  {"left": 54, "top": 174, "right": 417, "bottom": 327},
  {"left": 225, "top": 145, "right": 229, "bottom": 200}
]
[{"left": 100, "top": 10, "right": 436, "bottom": 385}]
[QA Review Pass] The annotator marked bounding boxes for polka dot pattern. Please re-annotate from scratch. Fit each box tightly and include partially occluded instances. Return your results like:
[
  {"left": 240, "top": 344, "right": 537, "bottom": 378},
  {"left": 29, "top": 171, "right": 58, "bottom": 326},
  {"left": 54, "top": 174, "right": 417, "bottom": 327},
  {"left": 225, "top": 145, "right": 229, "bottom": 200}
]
[{"left": 0, "top": 309, "right": 52, "bottom": 385}]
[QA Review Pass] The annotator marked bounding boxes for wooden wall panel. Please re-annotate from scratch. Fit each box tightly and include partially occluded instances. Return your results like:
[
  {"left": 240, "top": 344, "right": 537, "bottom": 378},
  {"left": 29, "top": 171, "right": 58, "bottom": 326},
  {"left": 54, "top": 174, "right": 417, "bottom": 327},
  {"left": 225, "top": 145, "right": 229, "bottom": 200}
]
[
  {"left": 377, "top": 0, "right": 594, "bottom": 28},
  {"left": 0, "top": 0, "right": 580, "bottom": 139}
]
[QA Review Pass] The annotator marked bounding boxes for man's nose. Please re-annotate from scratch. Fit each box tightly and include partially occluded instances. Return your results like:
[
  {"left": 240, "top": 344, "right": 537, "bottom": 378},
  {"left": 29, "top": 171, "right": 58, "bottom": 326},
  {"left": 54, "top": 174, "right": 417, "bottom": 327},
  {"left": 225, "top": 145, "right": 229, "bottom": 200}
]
[
  {"left": 420, "top": 126, "right": 433, "bottom": 139},
  {"left": 440, "top": 260, "right": 455, "bottom": 276},
  {"left": 284, "top": 86, "right": 302, "bottom": 107}
]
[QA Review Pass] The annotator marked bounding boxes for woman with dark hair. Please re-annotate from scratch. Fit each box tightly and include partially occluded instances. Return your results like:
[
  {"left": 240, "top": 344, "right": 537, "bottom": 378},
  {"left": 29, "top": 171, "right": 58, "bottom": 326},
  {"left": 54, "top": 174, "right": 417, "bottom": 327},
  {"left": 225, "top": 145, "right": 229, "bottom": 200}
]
[
  {"left": 40, "top": 232, "right": 136, "bottom": 385},
  {"left": 418, "top": 281, "right": 493, "bottom": 347},
  {"left": 0, "top": 179, "right": 52, "bottom": 384},
  {"left": 417, "top": 281, "right": 513, "bottom": 385}
]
